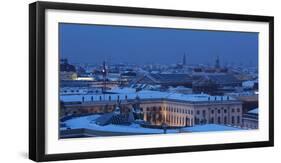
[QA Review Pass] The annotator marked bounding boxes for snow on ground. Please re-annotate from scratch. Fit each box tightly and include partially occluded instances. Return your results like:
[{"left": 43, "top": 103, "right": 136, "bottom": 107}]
[
  {"left": 183, "top": 124, "right": 242, "bottom": 132},
  {"left": 63, "top": 115, "right": 178, "bottom": 134},
  {"left": 63, "top": 115, "right": 100, "bottom": 128},
  {"left": 63, "top": 115, "right": 243, "bottom": 134},
  {"left": 88, "top": 122, "right": 178, "bottom": 134}
]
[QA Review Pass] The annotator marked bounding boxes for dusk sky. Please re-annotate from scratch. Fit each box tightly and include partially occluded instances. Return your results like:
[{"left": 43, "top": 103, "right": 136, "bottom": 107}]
[{"left": 59, "top": 23, "right": 258, "bottom": 66}]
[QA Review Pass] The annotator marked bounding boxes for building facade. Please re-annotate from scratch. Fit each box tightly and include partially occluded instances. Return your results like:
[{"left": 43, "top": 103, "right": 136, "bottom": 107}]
[
  {"left": 140, "top": 99, "right": 242, "bottom": 127},
  {"left": 243, "top": 108, "right": 258, "bottom": 129},
  {"left": 61, "top": 91, "right": 243, "bottom": 128}
]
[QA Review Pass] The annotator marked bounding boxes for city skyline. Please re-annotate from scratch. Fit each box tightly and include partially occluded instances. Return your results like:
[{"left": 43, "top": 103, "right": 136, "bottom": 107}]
[
  {"left": 59, "top": 23, "right": 259, "bottom": 138},
  {"left": 59, "top": 23, "right": 258, "bottom": 66}
]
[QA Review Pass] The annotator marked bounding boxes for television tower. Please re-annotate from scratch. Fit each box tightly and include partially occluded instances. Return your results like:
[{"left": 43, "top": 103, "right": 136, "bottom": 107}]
[{"left": 102, "top": 61, "right": 107, "bottom": 93}]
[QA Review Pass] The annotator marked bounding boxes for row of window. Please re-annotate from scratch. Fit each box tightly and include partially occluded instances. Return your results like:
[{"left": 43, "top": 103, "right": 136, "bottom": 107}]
[
  {"left": 62, "top": 90, "right": 82, "bottom": 93},
  {"left": 244, "top": 123, "right": 258, "bottom": 129},
  {"left": 165, "top": 115, "right": 241, "bottom": 126},
  {"left": 165, "top": 107, "right": 194, "bottom": 115},
  {"left": 166, "top": 116, "right": 193, "bottom": 126},
  {"left": 144, "top": 107, "right": 241, "bottom": 117},
  {"left": 197, "top": 108, "right": 240, "bottom": 115},
  {"left": 145, "top": 107, "right": 194, "bottom": 115},
  {"left": 196, "top": 116, "right": 240, "bottom": 125}
]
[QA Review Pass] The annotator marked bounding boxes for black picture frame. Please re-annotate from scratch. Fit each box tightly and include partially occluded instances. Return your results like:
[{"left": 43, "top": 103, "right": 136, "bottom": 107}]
[{"left": 29, "top": 1, "right": 274, "bottom": 162}]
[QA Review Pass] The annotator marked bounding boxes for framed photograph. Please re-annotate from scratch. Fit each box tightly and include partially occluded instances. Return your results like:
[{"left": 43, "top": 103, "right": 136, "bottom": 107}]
[{"left": 29, "top": 1, "right": 274, "bottom": 162}]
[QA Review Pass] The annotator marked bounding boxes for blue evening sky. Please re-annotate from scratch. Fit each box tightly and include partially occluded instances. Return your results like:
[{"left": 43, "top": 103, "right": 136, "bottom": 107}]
[{"left": 59, "top": 23, "right": 258, "bottom": 66}]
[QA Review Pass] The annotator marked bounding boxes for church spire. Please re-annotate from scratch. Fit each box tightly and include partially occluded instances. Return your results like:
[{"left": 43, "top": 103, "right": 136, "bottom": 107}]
[
  {"left": 215, "top": 56, "right": 220, "bottom": 69},
  {"left": 183, "top": 53, "right": 186, "bottom": 65}
]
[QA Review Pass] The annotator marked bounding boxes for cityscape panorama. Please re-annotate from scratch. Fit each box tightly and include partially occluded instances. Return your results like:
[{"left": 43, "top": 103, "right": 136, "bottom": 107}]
[{"left": 59, "top": 23, "right": 259, "bottom": 138}]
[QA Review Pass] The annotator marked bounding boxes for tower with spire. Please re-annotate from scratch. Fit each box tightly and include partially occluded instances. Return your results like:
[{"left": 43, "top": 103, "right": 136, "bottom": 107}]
[
  {"left": 183, "top": 53, "right": 186, "bottom": 65},
  {"left": 215, "top": 56, "right": 220, "bottom": 69}
]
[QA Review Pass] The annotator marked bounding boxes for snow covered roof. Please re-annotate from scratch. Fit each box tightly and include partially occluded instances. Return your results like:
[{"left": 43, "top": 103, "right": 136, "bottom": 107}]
[
  {"left": 169, "top": 86, "right": 192, "bottom": 91},
  {"left": 149, "top": 74, "right": 192, "bottom": 82},
  {"left": 242, "top": 80, "right": 258, "bottom": 88},
  {"left": 106, "top": 87, "right": 136, "bottom": 94},
  {"left": 248, "top": 108, "right": 258, "bottom": 114},
  {"left": 208, "top": 74, "right": 238, "bottom": 82},
  {"left": 61, "top": 88, "right": 238, "bottom": 103},
  {"left": 134, "top": 73, "right": 192, "bottom": 85}
]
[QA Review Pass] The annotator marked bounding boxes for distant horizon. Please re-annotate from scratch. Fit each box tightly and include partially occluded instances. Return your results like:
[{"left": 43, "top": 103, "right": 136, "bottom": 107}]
[
  {"left": 64, "top": 60, "right": 258, "bottom": 68},
  {"left": 59, "top": 23, "right": 258, "bottom": 67}
]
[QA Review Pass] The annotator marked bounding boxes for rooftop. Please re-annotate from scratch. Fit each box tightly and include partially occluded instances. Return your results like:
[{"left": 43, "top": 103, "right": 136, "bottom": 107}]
[
  {"left": 60, "top": 88, "right": 238, "bottom": 103},
  {"left": 248, "top": 108, "right": 258, "bottom": 114}
]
